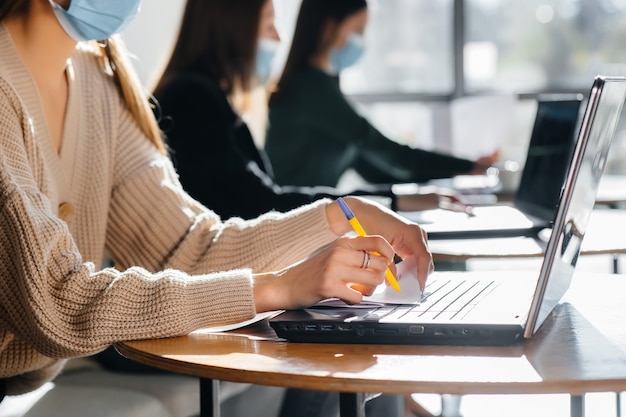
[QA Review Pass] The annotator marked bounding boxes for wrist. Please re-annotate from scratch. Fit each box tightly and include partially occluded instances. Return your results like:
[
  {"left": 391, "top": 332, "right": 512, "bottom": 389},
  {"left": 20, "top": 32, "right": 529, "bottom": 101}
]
[
  {"left": 326, "top": 198, "right": 354, "bottom": 235},
  {"left": 252, "top": 272, "right": 281, "bottom": 313}
]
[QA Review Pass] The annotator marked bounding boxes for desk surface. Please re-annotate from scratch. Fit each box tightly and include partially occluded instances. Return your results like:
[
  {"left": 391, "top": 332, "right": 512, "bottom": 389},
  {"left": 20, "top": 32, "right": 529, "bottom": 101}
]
[
  {"left": 116, "top": 273, "right": 626, "bottom": 397},
  {"left": 429, "top": 208, "right": 626, "bottom": 261}
]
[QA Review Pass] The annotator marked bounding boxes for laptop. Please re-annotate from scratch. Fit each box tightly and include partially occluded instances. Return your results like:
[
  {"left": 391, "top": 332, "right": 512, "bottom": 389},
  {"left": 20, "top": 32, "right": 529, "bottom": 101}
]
[
  {"left": 269, "top": 76, "right": 626, "bottom": 346},
  {"left": 402, "top": 95, "right": 584, "bottom": 239}
]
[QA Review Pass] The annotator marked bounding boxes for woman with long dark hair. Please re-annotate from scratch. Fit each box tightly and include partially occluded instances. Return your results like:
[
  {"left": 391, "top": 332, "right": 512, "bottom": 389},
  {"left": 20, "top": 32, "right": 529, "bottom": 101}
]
[{"left": 266, "top": 0, "right": 498, "bottom": 189}]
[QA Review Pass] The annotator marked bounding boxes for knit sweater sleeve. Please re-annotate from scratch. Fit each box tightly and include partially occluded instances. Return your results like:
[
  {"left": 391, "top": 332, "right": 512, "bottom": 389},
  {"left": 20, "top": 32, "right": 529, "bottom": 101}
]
[
  {"left": 107, "top": 105, "right": 337, "bottom": 276},
  {"left": 0, "top": 39, "right": 343, "bottom": 397},
  {"left": 0, "top": 72, "right": 337, "bottom": 380},
  {"left": 0, "top": 78, "right": 252, "bottom": 362}
]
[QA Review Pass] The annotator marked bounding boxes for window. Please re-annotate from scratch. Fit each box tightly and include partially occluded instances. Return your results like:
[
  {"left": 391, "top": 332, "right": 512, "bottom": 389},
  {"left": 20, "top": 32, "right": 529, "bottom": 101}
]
[
  {"left": 341, "top": 0, "right": 455, "bottom": 96},
  {"left": 336, "top": 0, "right": 626, "bottom": 97},
  {"left": 274, "top": 0, "right": 455, "bottom": 97},
  {"left": 465, "top": 0, "right": 626, "bottom": 93}
]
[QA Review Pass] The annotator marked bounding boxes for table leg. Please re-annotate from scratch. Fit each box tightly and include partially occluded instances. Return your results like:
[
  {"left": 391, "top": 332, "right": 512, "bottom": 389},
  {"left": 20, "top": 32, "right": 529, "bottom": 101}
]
[
  {"left": 570, "top": 394, "right": 585, "bottom": 417},
  {"left": 200, "top": 378, "right": 220, "bottom": 417},
  {"left": 339, "top": 392, "right": 367, "bottom": 417}
]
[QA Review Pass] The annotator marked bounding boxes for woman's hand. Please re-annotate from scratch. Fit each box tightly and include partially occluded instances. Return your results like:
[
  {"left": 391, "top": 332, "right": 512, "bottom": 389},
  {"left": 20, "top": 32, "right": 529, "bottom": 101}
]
[
  {"left": 253, "top": 235, "right": 396, "bottom": 312},
  {"left": 252, "top": 197, "right": 433, "bottom": 313},
  {"left": 469, "top": 149, "right": 501, "bottom": 175},
  {"left": 328, "top": 197, "right": 433, "bottom": 292}
]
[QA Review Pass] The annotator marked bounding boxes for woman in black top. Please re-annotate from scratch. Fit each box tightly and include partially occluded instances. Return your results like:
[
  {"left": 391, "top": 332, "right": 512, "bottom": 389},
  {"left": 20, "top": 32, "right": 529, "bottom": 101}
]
[
  {"left": 266, "top": 0, "right": 498, "bottom": 188},
  {"left": 152, "top": 0, "right": 465, "bottom": 221}
]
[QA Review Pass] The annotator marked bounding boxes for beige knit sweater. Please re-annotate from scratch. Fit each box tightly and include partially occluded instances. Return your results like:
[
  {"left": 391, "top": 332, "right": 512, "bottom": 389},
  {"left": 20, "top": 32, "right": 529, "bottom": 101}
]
[{"left": 0, "top": 25, "right": 337, "bottom": 395}]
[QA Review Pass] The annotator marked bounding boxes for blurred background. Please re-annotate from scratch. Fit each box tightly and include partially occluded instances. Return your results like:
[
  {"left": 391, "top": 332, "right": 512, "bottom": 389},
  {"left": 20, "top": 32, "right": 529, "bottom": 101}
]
[{"left": 122, "top": 0, "right": 626, "bottom": 179}]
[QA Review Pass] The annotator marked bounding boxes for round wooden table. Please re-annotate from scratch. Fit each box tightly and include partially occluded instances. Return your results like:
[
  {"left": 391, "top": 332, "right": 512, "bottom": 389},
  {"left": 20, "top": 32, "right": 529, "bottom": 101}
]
[{"left": 116, "top": 273, "right": 626, "bottom": 417}]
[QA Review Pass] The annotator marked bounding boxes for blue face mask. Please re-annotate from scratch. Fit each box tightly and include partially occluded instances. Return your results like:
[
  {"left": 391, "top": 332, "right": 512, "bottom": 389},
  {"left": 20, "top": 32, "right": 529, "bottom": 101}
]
[
  {"left": 256, "top": 38, "right": 280, "bottom": 83},
  {"left": 329, "top": 33, "right": 365, "bottom": 74},
  {"left": 49, "top": 0, "right": 141, "bottom": 42}
]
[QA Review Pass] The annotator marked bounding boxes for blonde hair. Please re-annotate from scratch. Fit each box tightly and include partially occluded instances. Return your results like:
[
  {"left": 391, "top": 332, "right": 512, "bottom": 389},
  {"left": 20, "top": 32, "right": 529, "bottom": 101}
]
[{"left": 92, "top": 36, "right": 166, "bottom": 155}]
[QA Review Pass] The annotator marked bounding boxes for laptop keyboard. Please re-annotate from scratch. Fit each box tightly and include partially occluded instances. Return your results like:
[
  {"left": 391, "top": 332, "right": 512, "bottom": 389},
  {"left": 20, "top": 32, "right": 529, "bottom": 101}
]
[{"left": 373, "top": 278, "right": 498, "bottom": 322}]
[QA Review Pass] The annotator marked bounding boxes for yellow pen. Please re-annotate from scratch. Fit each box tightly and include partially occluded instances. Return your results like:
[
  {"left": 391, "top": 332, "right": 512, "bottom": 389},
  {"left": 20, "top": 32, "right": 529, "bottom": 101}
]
[{"left": 337, "top": 197, "right": 401, "bottom": 292}]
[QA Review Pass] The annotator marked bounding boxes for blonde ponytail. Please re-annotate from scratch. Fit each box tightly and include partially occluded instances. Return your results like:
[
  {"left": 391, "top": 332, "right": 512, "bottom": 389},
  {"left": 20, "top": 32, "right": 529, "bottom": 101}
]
[{"left": 92, "top": 36, "right": 166, "bottom": 155}]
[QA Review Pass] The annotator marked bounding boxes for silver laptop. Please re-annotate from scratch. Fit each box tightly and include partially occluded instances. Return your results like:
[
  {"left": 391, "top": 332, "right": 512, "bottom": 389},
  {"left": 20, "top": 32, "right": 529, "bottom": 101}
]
[
  {"left": 270, "top": 76, "right": 626, "bottom": 346},
  {"left": 403, "top": 95, "right": 584, "bottom": 239}
]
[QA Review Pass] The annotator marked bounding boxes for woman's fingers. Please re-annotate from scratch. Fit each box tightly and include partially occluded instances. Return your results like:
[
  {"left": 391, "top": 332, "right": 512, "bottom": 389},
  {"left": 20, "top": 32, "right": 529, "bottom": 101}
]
[
  {"left": 415, "top": 228, "right": 433, "bottom": 291},
  {"left": 303, "top": 238, "right": 391, "bottom": 304},
  {"left": 257, "top": 230, "right": 431, "bottom": 311},
  {"left": 328, "top": 237, "right": 398, "bottom": 303},
  {"left": 344, "top": 235, "right": 396, "bottom": 265}
]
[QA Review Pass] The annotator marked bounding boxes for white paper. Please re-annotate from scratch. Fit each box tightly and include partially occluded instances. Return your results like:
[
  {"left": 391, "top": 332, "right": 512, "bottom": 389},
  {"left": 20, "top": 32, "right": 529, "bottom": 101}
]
[
  {"left": 192, "top": 310, "right": 283, "bottom": 334},
  {"left": 432, "top": 94, "right": 516, "bottom": 160},
  {"left": 364, "top": 255, "right": 423, "bottom": 304}
]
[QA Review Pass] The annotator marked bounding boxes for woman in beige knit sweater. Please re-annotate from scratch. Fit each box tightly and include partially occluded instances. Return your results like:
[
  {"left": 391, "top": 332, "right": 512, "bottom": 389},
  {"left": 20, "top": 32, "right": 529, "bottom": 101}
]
[{"left": 0, "top": 0, "right": 432, "bottom": 401}]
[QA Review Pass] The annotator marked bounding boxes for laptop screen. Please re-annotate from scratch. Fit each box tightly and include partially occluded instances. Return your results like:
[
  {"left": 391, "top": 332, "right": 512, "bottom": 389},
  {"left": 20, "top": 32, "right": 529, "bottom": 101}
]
[
  {"left": 514, "top": 96, "right": 583, "bottom": 221},
  {"left": 525, "top": 77, "right": 626, "bottom": 338}
]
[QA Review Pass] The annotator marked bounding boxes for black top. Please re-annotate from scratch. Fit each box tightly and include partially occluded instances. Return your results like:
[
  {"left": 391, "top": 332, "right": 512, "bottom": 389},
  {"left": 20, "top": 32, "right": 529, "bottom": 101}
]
[
  {"left": 266, "top": 66, "right": 475, "bottom": 187},
  {"left": 153, "top": 73, "right": 396, "bottom": 220}
]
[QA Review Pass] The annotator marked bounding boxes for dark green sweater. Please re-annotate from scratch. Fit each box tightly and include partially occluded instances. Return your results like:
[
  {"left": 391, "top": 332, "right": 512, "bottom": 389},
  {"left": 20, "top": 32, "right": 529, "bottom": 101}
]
[{"left": 266, "top": 66, "right": 474, "bottom": 187}]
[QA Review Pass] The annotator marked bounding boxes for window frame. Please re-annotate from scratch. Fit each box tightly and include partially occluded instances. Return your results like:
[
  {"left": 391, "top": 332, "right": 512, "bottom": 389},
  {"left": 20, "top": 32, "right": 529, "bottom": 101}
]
[{"left": 346, "top": 0, "right": 592, "bottom": 105}]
